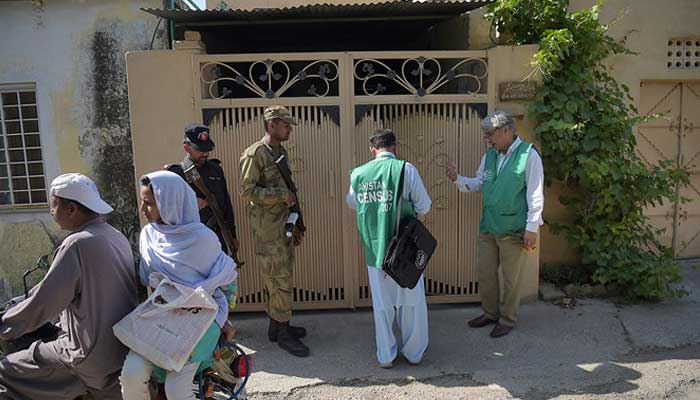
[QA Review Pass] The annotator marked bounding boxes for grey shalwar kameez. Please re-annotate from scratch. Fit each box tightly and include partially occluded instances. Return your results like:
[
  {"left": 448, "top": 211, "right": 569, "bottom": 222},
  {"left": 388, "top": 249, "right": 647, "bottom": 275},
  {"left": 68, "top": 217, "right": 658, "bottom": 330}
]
[{"left": 0, "top": 219, "right": 138, "bottom": 400}]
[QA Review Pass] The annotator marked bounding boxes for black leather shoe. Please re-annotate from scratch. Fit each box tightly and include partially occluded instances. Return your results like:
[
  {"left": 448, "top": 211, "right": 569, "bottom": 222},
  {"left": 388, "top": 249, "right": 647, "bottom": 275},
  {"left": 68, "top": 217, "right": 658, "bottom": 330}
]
[{"left": 467, "top": 314, "right": 498, "bottom": 328}]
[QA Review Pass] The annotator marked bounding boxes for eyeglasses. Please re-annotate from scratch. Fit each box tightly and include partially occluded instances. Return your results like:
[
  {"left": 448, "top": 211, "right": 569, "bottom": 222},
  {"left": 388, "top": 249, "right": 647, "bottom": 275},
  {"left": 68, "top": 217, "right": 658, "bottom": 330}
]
[
  {"left": 483, "top": 127, "right": 505, "bottom": 139},
  {"left": 483, "top": 130, "right": 497, "bottom": 139}
]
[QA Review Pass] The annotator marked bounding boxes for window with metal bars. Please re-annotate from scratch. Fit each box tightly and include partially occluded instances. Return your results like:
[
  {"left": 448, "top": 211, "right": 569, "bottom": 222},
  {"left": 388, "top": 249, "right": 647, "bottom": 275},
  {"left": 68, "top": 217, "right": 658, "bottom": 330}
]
[{"left": 0, "top": 84, "right": 48, "bottom": 208}]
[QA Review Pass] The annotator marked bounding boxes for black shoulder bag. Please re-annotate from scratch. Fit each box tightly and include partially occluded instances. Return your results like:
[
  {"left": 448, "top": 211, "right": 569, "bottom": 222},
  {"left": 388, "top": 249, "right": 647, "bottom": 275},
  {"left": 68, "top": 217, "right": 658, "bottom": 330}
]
[{"left": 381, "top": 162, "right": 438, "bottom": 289}]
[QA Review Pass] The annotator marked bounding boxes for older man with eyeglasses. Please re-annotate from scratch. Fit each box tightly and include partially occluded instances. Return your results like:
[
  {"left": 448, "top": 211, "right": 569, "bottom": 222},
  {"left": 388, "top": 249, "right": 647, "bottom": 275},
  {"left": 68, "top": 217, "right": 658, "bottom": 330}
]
[{"left": 446, "top": 111, "right": 544, "bottom": 338}]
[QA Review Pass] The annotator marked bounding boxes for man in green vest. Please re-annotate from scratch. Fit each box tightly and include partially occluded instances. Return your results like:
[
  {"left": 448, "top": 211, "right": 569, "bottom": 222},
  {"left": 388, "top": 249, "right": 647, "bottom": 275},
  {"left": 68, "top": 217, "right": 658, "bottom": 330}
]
[
  {"left": 346, "top": 129, "right": 432, "bottom": 368},
  {"left": 446, "top": 111, "right": 544, "bottom": 338}
]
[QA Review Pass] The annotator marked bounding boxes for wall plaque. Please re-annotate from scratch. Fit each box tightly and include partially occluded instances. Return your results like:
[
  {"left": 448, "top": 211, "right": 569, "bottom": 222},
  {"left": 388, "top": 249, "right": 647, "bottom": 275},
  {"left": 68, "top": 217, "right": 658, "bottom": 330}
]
[{"left": 499, "top": 82, "right": 537, "bottom": 101}]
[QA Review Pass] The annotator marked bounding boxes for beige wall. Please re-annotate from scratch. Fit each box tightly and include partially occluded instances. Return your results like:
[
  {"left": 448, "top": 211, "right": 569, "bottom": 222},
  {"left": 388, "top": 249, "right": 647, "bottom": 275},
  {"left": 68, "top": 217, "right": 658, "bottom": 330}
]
[
  {"left": 468, "top": 6, "right": 495, "bottom": 50},
  {"left": 570, "top": 0, "right": 700, "bottom": 99},
  {"left": 127, "top": 50, "right": 198, "bottom": 204}
]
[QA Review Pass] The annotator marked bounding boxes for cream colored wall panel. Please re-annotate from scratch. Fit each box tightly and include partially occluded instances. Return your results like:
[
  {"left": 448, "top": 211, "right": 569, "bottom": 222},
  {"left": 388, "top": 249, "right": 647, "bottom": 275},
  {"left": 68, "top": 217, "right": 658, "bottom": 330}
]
[
  {"left": 676, "top": 82, "right": 700, "bottom": 258},
  {"left": 639, "top": 81, "right": 700, "bottom": 258}
]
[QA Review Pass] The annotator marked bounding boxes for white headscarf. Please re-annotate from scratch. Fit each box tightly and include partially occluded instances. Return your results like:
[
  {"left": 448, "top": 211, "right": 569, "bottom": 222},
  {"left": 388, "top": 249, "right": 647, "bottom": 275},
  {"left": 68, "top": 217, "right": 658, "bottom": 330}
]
[{"left": 139, "top": 171, "right": 237, "bottom": 327}]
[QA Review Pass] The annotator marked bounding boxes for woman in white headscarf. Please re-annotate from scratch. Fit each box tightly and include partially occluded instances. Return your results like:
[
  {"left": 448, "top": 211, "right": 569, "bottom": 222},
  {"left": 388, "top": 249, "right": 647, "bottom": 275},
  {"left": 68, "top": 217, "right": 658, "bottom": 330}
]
[{"left": 120, "top": 171, "right": 237, "bottom": 400}]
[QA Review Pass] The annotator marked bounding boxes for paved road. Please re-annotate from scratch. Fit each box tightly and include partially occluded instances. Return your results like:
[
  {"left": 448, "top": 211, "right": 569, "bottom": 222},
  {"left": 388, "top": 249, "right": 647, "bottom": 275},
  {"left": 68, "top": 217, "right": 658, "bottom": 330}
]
[{"left": 230, "top": 264, "right": 700, "bottom": 399}]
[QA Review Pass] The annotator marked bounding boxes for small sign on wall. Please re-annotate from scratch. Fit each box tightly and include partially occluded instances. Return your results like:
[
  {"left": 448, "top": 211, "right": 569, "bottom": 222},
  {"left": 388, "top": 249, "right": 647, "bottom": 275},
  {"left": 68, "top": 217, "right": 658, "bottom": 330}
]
[{"left": 499, "top": 82, "right": 537, "bottom": 101}]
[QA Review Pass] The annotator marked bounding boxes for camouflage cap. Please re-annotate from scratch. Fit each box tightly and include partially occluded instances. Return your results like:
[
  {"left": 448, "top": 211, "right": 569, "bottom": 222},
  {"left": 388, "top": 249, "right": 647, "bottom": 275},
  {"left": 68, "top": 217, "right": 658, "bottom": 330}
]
[
  {"left": 263, "top": 105, "right": 297, "bottom": 125},
  {"left": 481, "top": 111, "right": 514, "bottom": 133}
]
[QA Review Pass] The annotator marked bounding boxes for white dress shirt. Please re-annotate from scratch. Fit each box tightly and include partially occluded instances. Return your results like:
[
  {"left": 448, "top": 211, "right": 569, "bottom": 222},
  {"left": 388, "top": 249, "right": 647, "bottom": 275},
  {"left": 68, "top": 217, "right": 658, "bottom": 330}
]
[
  {"left": 454, "top": 137, "right": 544, "bottom": 233},
  {"left": 346, "top": 151, "right": 432, "bottom": 218}
]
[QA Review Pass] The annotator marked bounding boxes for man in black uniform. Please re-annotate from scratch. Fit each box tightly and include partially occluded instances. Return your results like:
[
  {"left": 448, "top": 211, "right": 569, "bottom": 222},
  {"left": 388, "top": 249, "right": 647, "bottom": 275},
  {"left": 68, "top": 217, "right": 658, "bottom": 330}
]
[{"left": 166, "top": 123, "right": 239, "bottom": 254}]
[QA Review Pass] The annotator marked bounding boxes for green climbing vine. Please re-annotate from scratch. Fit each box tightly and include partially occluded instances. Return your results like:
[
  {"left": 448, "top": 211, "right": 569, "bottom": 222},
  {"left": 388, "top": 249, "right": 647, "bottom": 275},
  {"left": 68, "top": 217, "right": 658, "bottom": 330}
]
[{"left": 486, "top": 0, "right": 689, "bottom": 299}]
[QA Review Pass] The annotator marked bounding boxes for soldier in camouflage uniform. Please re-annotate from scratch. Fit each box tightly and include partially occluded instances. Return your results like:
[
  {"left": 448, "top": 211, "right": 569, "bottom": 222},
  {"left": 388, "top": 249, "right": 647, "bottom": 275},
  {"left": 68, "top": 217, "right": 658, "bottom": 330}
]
[{"left": 239, "top": 105, "right": 309, "bottom": 357}]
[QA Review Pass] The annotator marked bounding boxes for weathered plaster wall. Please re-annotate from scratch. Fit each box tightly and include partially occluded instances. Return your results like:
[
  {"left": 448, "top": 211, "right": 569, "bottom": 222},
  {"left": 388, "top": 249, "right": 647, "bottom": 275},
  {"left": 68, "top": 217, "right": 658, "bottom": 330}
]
[{"left": 0, "top": 0, "right": 166, "bottom": 301}]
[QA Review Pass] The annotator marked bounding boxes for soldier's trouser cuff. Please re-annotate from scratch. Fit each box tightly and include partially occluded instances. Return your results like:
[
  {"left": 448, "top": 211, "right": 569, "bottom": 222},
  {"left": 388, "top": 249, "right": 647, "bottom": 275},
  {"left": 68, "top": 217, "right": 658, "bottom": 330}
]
[{"left": 267, "top": 312, "right": 292, "bottom": 323}]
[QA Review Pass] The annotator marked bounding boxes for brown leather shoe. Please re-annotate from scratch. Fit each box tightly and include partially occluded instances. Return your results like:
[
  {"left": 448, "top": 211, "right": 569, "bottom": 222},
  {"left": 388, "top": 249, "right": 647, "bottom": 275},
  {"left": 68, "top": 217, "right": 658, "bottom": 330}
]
[
  {"left": 467, "top": 314, "right": 498, "bottom": 328},
  {"left": 490, "top": 323, "right": 513, "bottom": 338}
]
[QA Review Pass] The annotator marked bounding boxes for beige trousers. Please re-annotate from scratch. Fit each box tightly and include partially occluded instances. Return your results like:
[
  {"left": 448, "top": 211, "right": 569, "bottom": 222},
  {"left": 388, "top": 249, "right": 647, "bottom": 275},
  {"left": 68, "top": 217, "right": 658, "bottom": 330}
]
[{"left": 477, "top": 233, "right": 530, "bottom": 326}]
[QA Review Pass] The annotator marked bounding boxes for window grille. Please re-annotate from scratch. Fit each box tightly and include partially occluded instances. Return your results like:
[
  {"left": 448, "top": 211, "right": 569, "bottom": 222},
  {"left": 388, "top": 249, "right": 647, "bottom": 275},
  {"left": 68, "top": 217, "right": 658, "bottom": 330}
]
[
  {"left": 667, "top": 38, "right": 700, "bottom": 69},
  {"left": 0, "top": 84, "right": 48, "bottom": 208}
]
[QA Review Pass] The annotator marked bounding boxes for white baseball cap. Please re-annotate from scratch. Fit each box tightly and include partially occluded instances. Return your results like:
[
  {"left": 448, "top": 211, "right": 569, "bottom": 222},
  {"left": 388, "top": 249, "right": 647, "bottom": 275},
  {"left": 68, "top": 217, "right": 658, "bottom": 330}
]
[{"left": 49, "top": 173, "right": 113, "bottom": 214}]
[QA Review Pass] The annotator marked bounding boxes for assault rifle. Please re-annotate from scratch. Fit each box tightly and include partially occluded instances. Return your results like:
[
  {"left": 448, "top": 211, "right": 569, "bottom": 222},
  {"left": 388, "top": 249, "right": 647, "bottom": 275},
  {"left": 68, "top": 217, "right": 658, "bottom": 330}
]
[
  {"left": 182, "top": 158, "right": 245, "bottom": 267},
  {"left": 269, "top": 149, "right": 306, "bottom": 237}
]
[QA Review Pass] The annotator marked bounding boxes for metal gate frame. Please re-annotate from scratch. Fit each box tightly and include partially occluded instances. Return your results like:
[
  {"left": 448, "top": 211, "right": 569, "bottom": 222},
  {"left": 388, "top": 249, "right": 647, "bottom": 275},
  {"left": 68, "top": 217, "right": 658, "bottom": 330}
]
[
  {"left": 192, "top": 51, "right": 491, "bottom": 311},
  {"left": 638, "top": 81, "right": 700, "bottom": 259}
]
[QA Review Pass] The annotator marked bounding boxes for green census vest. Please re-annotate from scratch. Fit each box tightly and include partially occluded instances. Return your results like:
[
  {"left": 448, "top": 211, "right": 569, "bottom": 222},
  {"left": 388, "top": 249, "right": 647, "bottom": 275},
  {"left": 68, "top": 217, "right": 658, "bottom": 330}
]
[
  {"left": 350, "top": 154, "right": 415, "bottom": 267},
  {"left": 480, "top": 140, "right": 533, "bottom": 236}
]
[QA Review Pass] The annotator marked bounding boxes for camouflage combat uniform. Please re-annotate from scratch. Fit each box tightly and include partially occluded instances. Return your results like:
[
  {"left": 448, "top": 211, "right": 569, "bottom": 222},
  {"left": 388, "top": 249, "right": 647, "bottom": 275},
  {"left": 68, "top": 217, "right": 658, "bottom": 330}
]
[{"left": 239, "top": 139, "right": 294, "bottom": 322}]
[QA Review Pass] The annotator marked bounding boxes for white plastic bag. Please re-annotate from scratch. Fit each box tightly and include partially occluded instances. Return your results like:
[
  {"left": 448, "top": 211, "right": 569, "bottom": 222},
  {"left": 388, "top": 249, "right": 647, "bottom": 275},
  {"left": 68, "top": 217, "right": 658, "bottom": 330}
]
[{"left": 113, "top": 272, "right": 217, "bottom": 372}]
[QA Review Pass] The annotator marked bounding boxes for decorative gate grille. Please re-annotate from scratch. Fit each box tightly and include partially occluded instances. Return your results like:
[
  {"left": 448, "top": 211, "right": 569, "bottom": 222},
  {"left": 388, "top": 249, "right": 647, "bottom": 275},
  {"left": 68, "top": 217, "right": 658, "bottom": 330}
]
[{"left": 193, "top": 51, "right": 490, "bottom": 311}]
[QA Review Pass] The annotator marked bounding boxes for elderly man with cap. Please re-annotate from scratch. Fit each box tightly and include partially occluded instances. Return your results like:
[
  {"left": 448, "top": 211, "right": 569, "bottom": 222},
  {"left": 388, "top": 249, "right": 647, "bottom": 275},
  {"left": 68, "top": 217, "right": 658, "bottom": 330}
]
[
  {"left": 346, "top": 128, "right": 432, "bottom": 368},
  {"left": 239, "top": 105, "right": 309, "bottom": 357},
  {"left": 166, "top": 123, "right": 240, "bottom": 257},
  {"left": 446, "top": 111, "right": 544, "bottom": 338},
  {"left": 0, "top": 173, "right": 138, "bottom": 399}
]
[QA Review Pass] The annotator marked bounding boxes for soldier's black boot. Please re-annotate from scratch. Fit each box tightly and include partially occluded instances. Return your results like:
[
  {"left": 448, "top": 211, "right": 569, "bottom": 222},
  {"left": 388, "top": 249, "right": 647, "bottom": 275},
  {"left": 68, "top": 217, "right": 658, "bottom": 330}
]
[
  {"left": 269, "top": 318, "right": 307, "bottom": 342},
  {"left": 287, "top": 324, "right": 307, "bottom": 339},
  {"left": 277, "top": 322, "right": 310, "bottom": 357},
  {"left": 268, "top": 318, "right": 280, "bottom": 342}
]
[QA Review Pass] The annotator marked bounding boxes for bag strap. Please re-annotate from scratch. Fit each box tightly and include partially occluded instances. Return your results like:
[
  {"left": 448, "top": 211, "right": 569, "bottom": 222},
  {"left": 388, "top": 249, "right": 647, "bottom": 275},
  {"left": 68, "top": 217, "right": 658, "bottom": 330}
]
[{"left": 394, "top": 161, "right": 406, "bottom": 233}]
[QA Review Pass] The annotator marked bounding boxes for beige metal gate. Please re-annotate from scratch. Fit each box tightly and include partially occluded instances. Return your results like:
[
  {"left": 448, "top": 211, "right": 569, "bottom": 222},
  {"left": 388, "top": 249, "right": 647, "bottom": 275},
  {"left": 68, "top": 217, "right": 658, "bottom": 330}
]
[
  {"left": 638, "top": 81, "right": 700, "bottom": 259},
  {"left": 193, "top": 51, "right": 490, "bottom": 311}
]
